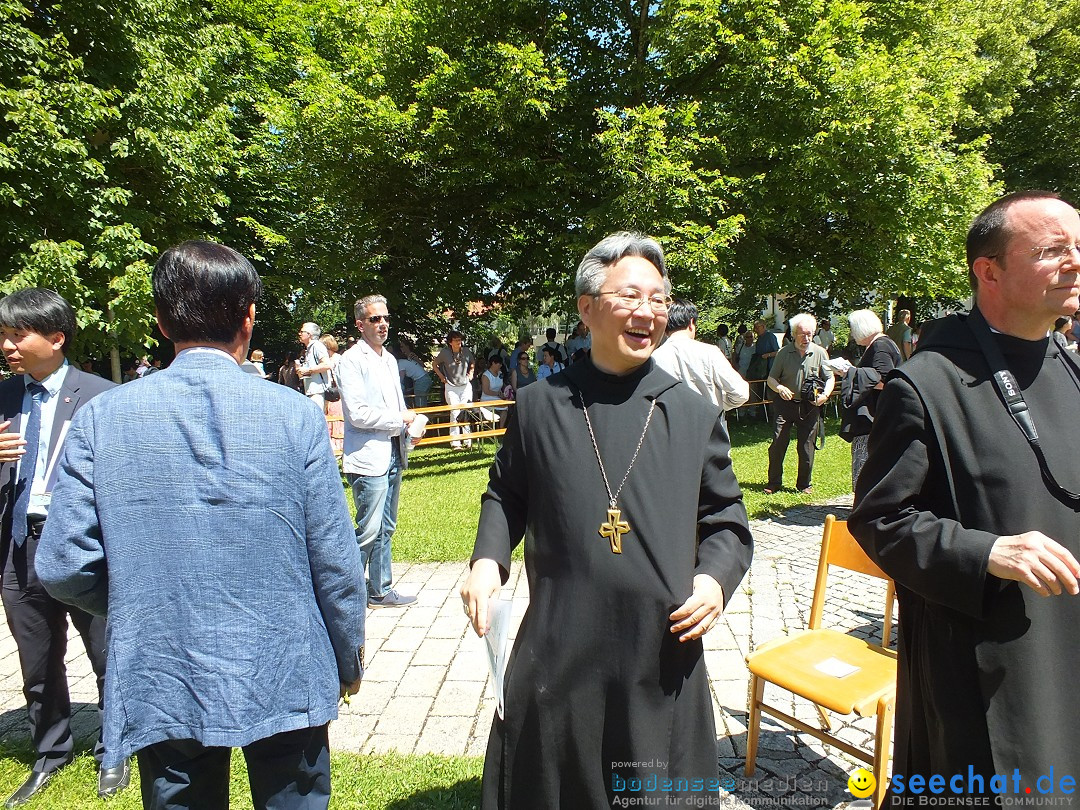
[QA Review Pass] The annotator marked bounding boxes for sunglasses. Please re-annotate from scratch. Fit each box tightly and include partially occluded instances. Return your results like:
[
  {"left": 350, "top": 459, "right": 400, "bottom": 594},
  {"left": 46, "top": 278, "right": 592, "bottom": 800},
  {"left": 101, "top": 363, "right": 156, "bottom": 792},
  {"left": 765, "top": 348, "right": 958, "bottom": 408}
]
[{"left": 367, "top": 315, "right": 391, "bottom": 324}]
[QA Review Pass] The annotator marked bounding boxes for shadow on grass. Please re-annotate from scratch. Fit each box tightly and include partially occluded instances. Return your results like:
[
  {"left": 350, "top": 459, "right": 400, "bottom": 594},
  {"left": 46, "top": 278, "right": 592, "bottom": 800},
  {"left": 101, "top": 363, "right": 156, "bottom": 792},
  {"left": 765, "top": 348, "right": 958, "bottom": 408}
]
[
  {"left": 404, "top": 447, "right": 498, "bottom": 481},
  {"left": 384, "top": 776, "right": 482, "bottom": 809},
  {"left": 0, "top": 703, "right": 103, "bottom": 765},
  {"left": 0, "top": 711, "right": 114, "bottom": 810},
  {"left": 742, "top": 488, "right": 851, "bottom": 522},
  {"left": 0, "top": 736, "right": 35, "bottom": 771},
  {"left": 405, "top": 460, "right": 495, "bottom": 481}
]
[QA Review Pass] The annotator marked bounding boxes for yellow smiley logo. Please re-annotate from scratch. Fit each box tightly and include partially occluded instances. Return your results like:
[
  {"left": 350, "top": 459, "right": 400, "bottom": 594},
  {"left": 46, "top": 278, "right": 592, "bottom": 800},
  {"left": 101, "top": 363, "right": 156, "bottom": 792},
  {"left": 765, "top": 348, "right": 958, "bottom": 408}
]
[{"left": 848, "top": 768, "right": 876, "bottom": 799}]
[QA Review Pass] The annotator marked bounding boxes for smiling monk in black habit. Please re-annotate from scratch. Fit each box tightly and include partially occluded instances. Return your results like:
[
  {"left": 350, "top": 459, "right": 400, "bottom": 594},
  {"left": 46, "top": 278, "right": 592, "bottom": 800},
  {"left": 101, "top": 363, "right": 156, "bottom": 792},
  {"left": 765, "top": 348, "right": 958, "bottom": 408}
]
[{"left": 461, "top": 232, "right": 754, "bottom": 809}]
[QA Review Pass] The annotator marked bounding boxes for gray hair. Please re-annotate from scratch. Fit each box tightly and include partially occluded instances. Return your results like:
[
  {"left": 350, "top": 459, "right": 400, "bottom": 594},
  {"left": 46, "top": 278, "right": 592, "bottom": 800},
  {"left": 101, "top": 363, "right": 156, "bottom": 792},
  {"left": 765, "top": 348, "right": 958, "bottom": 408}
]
[
  {"left": 575, "top": 231, "right": 669, "bottom": 297},
  {"left": 848, "top": 309, "right": 883, "bottom": 344},
  {"left": 301, "top": 321, "right": 321, "bottom": 338},
  {"left": 354, "top": 294, "right": 387, "bottom": 320},
  {"left": 788, "top": 313, "right": 816, "bottom": 335}
]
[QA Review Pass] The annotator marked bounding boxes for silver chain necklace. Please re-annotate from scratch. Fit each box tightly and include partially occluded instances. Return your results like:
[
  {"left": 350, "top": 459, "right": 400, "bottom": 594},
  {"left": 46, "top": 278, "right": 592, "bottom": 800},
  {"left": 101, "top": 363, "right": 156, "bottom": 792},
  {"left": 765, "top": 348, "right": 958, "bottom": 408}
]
[{"left": 580, "top": 394, "right": 657, "bottom": 554}]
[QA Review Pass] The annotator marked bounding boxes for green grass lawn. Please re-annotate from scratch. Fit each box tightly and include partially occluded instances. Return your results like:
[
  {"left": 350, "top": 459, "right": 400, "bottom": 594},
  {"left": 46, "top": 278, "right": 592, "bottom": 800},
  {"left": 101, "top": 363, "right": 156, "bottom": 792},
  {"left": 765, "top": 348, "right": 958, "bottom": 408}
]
[
  {"left": 0, "top": 747, "right": 482, "bottom": 809},
  {"left": 3, "top": 410, "right": 851, "bottom": 809},
  {"left": 387, "top": 412, "right": 854, "bottom": 562}
]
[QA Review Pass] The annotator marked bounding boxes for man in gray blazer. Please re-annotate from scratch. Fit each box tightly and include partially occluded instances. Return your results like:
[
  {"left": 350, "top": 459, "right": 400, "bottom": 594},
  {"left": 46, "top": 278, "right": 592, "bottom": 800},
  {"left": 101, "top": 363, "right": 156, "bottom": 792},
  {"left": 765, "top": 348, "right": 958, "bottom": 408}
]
[
  {"left": 36, "top": 241, "right": 366, "bottom": 810},
  {"left": 0, "top": 288, "right": 126, "bottom": 806}
]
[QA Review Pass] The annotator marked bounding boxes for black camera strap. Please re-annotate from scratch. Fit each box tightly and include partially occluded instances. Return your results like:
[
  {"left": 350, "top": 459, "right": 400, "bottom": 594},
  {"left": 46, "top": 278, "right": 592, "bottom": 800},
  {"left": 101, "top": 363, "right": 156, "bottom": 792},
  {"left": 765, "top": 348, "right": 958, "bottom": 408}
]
[{"left": 967, "top": 307, "right": 1080, "bottom": 504}]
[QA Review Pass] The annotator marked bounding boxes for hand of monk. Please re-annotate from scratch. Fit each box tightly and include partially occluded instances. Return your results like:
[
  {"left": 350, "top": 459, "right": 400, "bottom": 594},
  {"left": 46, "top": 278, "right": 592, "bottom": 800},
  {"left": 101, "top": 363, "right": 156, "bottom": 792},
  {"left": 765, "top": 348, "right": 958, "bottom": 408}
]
[
  {"left": 0, "top": 421, "right": 26, "bottom": 463},
  {"left": 669, "top": 574, "right": 725, "bottom": 643},
  {"left": 988, "top": 531, "right": 1080, "bottom": 597},
  {"left": 461, "top": 558, "right": 502, "bottom": 637}
]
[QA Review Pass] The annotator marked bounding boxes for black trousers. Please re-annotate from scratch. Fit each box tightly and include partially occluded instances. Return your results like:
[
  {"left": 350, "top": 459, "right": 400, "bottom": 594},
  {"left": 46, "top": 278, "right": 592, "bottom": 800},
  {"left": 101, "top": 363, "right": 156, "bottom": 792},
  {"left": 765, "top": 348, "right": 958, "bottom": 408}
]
[
  {"left": 1, "top": 531, "right": 107, "bottom": 773},
  {"left": 766, "top": 399, "right": 821, "bottom": 491},
  {"left": 137, "top": 724, "right": 332, "bottom": 810}
]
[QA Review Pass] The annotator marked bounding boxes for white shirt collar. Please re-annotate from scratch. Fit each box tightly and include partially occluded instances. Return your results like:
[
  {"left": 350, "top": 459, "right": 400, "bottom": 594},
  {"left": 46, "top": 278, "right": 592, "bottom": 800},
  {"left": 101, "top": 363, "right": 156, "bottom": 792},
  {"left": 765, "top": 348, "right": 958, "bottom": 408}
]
[
  {"left": 27, "top": 360, "right": 69, "bottom": 396},
  {"left": 175, "top": 346, "right": 238, "bottom": 362}
]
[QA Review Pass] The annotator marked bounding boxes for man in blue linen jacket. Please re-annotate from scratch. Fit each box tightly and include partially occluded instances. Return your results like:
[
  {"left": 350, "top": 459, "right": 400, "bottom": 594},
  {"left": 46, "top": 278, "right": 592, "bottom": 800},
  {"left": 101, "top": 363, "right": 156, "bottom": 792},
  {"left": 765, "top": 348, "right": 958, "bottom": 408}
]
[{"left": 36, "top": 241, "right": 366, "bottom": 810}]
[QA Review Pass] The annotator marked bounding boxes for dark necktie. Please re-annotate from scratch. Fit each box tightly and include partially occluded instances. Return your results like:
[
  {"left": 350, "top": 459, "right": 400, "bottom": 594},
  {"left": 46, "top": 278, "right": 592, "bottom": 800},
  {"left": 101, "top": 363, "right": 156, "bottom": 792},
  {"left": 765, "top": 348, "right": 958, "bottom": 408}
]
[{"left": 12, "top": 382, "right": 47, "bottom": 547}]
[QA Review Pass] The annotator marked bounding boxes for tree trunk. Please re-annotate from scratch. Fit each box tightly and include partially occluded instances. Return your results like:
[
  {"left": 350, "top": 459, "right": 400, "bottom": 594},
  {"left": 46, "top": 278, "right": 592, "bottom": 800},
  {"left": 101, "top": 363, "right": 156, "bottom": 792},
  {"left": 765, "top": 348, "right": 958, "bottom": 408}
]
[{"left": 106, "top": 304, "right": 122, "bottom": 383}]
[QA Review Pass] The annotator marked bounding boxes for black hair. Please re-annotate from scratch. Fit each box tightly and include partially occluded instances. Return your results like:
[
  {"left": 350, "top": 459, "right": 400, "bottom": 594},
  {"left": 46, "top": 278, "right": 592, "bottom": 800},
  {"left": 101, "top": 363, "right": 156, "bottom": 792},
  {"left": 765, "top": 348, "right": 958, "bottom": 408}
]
[
  {"left": 446, "top": 330, "right": 464, "bottom": 343},
  {"left": 153, "top": 241, "right": 262, "bottom": 344},
  {"left": 488, "top": 354, "right": 503, "bottom": 366},
  {"left": 0, "top": 288, "right": 77, "bottom": 354},
  {"left": 717, "top": 324, "right": 729, "bottom": 338},
  {"left": 665, "top": 298, "right": 698, "bottom": 334},
  {"left": 545, "top": 327, "right": 557, "bottom": 341}
]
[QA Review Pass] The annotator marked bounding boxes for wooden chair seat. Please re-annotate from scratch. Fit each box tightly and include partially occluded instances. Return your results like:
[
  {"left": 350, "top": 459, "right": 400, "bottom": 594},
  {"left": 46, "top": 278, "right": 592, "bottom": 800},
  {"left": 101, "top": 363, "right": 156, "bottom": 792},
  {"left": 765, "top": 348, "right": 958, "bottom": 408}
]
[
  {"left": 744, "top": 514, "right": 897, "bottom": 809},
  {"left": 747, "top": 629, "right": 896, "bottom": 716}
]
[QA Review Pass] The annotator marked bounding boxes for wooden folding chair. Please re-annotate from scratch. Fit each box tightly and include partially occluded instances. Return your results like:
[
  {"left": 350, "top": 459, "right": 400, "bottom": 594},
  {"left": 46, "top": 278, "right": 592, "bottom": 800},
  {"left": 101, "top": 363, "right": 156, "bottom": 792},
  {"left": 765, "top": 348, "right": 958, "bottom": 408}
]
[{"left": 744, "top": 514, "right": 897, "bottom": 809}]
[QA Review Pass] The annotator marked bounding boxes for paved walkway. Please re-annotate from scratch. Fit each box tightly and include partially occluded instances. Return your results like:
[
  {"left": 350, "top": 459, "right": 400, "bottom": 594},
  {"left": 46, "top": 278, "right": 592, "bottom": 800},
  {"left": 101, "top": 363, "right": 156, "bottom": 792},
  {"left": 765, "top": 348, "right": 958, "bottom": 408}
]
[{"left": 0, "top": 498, "right": 887, "bottom": 808}]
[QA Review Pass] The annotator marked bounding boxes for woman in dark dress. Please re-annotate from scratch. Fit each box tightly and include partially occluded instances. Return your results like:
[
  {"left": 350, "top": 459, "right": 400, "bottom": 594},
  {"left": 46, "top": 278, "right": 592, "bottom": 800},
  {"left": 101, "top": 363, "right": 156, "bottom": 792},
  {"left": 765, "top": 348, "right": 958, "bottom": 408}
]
[
  {"left": 843, "top": 309, "right": 902, "bottom": 492},
  {"left": 461, "top": 232, "right": 753, "bottom": 809}
]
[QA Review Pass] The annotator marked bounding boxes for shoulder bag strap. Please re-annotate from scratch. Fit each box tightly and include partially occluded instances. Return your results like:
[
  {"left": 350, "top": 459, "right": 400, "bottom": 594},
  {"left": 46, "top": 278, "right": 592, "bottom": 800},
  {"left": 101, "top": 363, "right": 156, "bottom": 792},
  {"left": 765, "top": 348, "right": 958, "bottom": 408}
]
[{"left": 967, "top": 307, "right": 1080, "bottom": 503}]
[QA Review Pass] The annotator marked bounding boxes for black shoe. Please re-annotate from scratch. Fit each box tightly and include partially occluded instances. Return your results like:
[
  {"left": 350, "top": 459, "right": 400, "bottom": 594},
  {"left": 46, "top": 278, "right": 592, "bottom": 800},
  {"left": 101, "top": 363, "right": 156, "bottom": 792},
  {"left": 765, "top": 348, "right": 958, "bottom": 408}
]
[
  {"left": 6, "top": 769, "right": 58, "bottom": 808},
  {"left": 98, "top": 758, "right": 131, "bottom": 798}
]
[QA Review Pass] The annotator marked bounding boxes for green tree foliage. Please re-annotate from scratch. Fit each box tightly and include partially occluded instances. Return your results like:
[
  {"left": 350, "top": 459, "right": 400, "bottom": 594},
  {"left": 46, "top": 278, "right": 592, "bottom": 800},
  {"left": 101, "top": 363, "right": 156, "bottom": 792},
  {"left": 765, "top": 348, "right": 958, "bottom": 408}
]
[
  {"left": 2, "top": 0, "right": 1071, "bottom": 364},
  {"left": 214, "top": 0, "right": 585, "bottom": 348},
  {"left": 638, "top": 0, "right": 1051, "bottom": 311},
  {"left": 0, "top": 0, "right": 240, "bottom": 372},
  {"left": 988, "top": 0, "right": 1080, "bottom": 201}
]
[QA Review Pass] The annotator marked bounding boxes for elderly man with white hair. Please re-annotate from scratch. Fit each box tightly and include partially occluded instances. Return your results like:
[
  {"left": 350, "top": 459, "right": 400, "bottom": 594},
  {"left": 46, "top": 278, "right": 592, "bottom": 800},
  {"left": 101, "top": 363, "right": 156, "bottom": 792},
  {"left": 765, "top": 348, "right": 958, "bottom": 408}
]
[
  {"left": 839, "top": 309, "right": 902, "bottom": 494},
  {"left": 764, "top": 312, "right": 834, "bottom": 494},
  {"left": 298, "top": 321, "right": 333, "bottom": 410}
]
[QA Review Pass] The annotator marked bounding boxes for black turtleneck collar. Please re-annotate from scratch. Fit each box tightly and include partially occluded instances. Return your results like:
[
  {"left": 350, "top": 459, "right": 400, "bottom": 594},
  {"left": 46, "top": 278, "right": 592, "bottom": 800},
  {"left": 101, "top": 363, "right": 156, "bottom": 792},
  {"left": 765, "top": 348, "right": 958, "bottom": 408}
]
[{"left": 559, "top": 355, "right": 680, "bottom": 406}]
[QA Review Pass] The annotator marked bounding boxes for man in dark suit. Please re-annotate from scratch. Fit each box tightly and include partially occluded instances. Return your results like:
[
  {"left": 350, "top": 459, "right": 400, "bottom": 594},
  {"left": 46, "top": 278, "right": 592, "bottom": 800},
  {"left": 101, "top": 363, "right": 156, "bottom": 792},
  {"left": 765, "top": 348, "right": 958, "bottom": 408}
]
[{"left": 0, "top": 288, "right": 129, "bottom": 806}]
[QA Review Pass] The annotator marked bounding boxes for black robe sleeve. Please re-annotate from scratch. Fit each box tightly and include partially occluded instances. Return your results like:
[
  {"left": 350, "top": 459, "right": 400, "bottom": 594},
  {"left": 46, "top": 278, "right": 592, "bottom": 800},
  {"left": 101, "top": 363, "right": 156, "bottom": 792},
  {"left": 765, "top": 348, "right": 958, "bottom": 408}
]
[
  {"left": 850, "top": 376, "right": 998, "bottom": 619},
  {"left": 471, "top": 406, "right": 527, "bottom": 583},
  {"left": 695, "top": 416, "right": 753, "bottom": 607}
]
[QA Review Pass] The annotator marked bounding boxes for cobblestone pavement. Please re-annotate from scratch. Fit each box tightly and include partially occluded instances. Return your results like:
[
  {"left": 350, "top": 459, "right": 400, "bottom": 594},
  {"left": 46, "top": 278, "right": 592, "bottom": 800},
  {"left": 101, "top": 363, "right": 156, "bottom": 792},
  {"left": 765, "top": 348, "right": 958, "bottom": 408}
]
[{"left": 0, "top": 497, "right": 888, "bottom": 808}]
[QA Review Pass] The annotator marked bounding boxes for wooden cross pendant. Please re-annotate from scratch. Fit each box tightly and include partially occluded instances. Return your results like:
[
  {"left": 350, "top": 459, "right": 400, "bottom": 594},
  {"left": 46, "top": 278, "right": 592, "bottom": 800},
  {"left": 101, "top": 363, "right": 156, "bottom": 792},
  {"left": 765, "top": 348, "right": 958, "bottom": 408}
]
[{"left": 599, "top": 507, "right": 630, "bottom": 554}]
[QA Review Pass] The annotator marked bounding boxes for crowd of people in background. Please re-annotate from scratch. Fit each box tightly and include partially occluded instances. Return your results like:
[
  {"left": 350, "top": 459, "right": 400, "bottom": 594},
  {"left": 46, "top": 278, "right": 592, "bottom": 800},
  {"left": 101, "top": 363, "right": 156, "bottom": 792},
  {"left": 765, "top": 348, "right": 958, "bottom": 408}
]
[
  {"left": 74, "top": 297, "right": 1080, "bottom": 426},
  {"left": 57, "top": 292, "right": 1080, "bottom": 503},
  {"left": 66, "top": 297, "right": 1080, "bottom": 521}
]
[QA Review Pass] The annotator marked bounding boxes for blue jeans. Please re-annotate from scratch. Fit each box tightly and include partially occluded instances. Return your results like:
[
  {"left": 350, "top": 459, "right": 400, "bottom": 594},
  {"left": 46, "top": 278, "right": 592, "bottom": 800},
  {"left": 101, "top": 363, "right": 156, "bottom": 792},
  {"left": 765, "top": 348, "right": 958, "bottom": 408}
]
[{"left": 347, "top": 448, "right": 402, "bottom": 599}]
